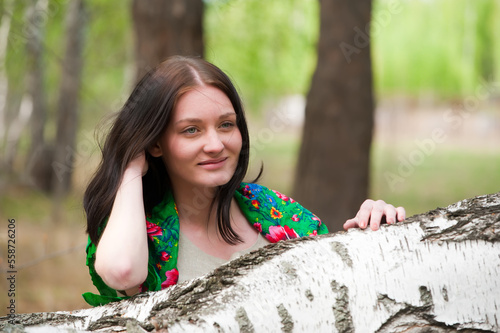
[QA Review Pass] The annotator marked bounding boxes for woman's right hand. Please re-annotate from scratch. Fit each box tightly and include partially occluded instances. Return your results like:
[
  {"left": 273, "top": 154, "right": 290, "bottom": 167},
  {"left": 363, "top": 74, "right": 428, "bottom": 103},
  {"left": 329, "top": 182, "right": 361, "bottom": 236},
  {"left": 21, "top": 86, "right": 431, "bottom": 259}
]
[{"left": 126, "top": 152, "right": 149, "bottom": 177}]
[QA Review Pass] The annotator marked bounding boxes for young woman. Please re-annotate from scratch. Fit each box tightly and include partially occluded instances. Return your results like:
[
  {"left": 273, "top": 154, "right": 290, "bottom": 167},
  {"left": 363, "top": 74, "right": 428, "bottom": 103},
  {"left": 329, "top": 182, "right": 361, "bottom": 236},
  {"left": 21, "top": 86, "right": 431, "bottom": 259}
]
[{"left": 82, "top": 56, "right": 405, "bottom": 306}]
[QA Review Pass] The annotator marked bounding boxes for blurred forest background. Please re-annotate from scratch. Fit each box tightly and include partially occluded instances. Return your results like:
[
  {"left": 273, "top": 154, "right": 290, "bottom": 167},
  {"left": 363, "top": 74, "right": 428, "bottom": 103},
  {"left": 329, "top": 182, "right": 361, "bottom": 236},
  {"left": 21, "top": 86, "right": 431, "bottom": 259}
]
[{"left": 1, "top": 0, "right": 500, "bottom": 314}]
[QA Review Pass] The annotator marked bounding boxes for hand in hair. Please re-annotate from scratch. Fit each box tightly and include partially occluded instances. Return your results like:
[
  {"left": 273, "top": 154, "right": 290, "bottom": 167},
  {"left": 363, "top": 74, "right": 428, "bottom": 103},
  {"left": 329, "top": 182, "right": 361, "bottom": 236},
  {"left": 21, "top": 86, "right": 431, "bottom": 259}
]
[
  {"left": 343, "top": 199, "right": 406, "bottom": 231},
  {"left": 128, "top": 152, "right": 148, "bottom": 177}
]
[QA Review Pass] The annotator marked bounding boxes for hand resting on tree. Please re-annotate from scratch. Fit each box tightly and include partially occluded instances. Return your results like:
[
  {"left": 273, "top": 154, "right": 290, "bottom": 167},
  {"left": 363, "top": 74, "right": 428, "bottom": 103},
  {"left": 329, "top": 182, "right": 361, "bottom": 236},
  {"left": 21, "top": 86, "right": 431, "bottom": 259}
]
[{"left": 343, "top": 199, "right": 406, "bottom": 231}]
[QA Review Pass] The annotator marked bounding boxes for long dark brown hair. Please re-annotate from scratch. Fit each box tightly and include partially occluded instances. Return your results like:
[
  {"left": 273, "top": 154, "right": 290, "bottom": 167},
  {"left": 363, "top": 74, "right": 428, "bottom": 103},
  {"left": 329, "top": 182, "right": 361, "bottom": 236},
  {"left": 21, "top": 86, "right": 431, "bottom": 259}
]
[{"left": 84, "top": 56, "right": 251, "bottom": 245}]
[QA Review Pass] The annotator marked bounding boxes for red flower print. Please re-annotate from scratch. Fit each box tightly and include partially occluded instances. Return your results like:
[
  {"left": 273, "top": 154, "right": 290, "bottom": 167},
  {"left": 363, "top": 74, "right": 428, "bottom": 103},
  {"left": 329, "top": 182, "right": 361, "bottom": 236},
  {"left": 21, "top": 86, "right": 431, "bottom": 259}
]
[
  {"left": 160, "top": 251, "right": 170, "bottom": 261},
  {"left": 161, "top": 269, "right": 179, "bottom": 289},
  {"left": 243, "top": 185, "right": 252, "bottom": 198},
  {"left": 310, "top": 230, "right": 318, "bottom": 237},
  {"left": 251, "top": 200, "right": 260, "bottom": 209},
  {"left": 146, "top": 220, "right": 162, "bottom": 240},
  {"left": 253, "top": 222, "right": 262, "bottom": 233},
  {"left": 273, "top": 190, "right": 290, "bottom": 202},
  {"left": 270, "top": 207, "right": 283, "bottom": 219},
  {"left": 265, "top": 225, "right": 299, "bottom": 242},
  {"left": 273, "top": 190, "right": 294, "bottom": 202},
  {"left": 291, "top": 214, "right": 300, "bottom": 222}
]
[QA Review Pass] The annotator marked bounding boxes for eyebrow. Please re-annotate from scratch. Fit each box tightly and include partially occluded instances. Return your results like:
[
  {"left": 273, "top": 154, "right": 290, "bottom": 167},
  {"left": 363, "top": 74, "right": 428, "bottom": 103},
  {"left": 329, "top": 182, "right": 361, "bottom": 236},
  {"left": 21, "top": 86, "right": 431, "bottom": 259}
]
[{"left": 174, "top": 112, "right": 236, "bottom": 126}]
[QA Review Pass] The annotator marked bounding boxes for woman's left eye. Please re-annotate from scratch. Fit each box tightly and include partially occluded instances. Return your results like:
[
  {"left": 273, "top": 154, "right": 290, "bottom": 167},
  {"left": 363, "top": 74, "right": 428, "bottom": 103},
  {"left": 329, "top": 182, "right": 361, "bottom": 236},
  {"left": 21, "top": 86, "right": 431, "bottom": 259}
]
[{"left": 220, "top": 122, "right": 235, "bottom": 129}]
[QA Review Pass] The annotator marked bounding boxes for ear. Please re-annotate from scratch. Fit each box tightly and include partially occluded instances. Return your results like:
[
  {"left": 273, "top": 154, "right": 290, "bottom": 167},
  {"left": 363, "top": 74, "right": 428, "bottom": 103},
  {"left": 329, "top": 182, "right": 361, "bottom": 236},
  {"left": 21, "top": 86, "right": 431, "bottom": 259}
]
[{"left": 148, "top": 141, "right": 163, "bottom": 157}]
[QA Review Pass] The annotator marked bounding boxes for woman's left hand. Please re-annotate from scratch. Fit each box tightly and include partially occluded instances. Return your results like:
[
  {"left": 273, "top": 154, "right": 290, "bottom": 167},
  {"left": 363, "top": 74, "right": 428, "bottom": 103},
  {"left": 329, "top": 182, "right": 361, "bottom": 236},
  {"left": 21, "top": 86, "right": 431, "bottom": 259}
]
[{"left": 343, "top": 199, "right": 405, "bottom": 231}]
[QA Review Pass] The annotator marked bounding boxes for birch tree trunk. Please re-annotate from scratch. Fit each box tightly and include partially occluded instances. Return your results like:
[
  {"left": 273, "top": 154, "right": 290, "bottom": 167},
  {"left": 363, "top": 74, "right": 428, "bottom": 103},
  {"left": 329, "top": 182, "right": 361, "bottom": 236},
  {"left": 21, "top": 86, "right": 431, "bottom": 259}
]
[{"left": 2, "top": 192, "right": 500, "bottom": 332}]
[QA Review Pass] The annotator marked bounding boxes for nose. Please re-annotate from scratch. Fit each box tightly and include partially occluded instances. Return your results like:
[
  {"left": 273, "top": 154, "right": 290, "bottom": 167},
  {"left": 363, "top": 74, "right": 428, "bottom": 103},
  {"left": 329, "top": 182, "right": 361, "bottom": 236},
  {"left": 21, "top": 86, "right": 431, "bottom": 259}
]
[{"left": 203, "top": 129, "right": 224, "bottom": 154}]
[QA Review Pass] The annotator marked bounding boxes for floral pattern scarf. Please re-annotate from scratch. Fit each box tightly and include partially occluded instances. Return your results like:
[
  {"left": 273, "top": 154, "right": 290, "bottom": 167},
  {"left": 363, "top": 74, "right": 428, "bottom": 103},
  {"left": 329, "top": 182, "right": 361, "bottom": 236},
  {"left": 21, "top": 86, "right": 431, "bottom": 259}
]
[{"left": 83, "top": 182, "right": 328, "bottom": 306}]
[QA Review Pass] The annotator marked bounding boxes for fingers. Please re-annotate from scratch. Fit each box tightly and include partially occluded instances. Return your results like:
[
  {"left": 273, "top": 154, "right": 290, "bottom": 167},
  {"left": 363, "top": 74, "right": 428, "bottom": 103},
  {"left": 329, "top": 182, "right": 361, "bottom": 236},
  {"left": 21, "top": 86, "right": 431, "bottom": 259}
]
[
  {"left": 383, "top": 204, "right": 397, "bottom": 225},
  {"left": 396, "top": 206, "right": 406, "bottom": 222},
  {"left": 368, "top": 200, "right": 387, "bottom": 231},
  {"left": 343, "top": 218, "right": 359, "bottom": 231},
  {"left": 356, "top": 199, "right": 374, "bottom": 229},
  {"left": 344, "top": 200, "right": 406, "bottom": 231}
]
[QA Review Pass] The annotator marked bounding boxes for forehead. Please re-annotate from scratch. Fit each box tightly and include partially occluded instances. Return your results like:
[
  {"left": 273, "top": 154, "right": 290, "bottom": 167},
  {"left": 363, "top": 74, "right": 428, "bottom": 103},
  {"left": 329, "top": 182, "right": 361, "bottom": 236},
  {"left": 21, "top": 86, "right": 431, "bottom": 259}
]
[{"left": 172, "top": 86, "right": 234, "bottom": 120}]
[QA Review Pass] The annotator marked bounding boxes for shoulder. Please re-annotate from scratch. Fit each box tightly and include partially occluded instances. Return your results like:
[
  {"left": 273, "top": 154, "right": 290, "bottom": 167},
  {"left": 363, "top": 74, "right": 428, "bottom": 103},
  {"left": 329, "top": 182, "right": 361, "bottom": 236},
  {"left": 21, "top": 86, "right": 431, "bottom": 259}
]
[
  {"left": 236, "top": 182, "right": 293, "bottom": 202},
  {"left": 235, "top": 182, "right": 328, "bottom": 237}
]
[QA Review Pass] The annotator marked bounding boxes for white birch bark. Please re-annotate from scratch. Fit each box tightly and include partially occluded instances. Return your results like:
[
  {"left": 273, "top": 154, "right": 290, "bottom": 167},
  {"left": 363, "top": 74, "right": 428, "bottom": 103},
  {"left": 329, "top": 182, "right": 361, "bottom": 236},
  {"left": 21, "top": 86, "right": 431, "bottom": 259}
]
[{"left": 2, "top": 192, "right": 500, "bottom": 332}]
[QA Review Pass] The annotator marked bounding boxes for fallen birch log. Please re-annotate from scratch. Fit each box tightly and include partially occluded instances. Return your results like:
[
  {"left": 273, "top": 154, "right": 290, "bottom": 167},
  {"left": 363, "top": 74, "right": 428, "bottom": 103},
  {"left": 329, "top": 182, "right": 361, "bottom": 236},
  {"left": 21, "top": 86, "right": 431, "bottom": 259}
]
[{"left": 2, "top": 192, "right": 500, "bottom": 332}]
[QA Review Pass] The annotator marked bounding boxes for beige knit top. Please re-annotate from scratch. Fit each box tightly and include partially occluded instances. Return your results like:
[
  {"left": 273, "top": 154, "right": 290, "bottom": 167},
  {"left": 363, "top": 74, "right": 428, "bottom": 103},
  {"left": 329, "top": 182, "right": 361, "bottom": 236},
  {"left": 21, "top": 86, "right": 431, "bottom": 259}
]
[{"left": 177, "top": 231, "right": 269, "bottom": 283}]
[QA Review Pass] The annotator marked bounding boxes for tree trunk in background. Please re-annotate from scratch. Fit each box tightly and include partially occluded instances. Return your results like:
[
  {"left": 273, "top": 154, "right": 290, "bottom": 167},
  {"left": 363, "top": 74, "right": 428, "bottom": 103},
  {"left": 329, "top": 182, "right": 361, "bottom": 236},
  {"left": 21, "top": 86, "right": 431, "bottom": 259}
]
[
  {"left": 3, "top": 93, "right": 30, "bottom": 171},
  {"left": 25, "top": 0, "right": 50, "bottom": 190},
  {"left": 0, "top": 0, "right": 28, "bottom": 172},
  {"left": 0, "top": 0, "right": 14, "bottom": 148},
  {"left": 132, "top": 0, "right": 204, "bottom": 82},
  {"left": 26, "top": 0, "right": 48, "bottom": 158},
  {"left": 51, "top": 0, "right": 86, "bottom": 199},
  {"left": 293, "top": 0, "right": 374, "bottom": 231},
  {"left": 3, "top": 192, "right": 500, "bottom": 331}
]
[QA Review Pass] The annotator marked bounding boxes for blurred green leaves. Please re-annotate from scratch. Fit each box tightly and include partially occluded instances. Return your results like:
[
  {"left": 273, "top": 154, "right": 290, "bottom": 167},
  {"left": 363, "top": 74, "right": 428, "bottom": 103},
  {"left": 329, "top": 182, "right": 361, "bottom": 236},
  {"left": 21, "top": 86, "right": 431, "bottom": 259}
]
[
  {"left": 205, "top": 0, "right": 319, "bottom": 112},
  {"left": 372, "top": 0, "right": 500, "bottom": 98}
]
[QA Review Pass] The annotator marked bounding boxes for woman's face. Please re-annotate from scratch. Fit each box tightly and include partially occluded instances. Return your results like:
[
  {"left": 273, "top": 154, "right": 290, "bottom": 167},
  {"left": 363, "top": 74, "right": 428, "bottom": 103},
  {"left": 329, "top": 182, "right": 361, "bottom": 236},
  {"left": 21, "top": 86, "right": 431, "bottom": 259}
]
[{"left": 152, "top": 85, "right": 242, "bottom": 192}]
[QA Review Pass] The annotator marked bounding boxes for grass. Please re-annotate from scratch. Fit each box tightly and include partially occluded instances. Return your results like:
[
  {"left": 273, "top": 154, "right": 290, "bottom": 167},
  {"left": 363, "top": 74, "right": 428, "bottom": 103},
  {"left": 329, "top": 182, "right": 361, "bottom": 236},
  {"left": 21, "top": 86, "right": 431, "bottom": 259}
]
[{"left": 371, "top": 143, "right": 500, "bottom": 216}]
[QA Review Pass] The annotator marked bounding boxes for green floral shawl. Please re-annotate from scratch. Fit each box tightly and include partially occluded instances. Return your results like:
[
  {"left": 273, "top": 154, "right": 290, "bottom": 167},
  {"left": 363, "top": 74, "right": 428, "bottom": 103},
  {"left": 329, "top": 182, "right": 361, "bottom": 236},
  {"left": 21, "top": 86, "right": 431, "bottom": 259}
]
[{"left": 83, "top": 182, "right": 328, "bottom": 306}]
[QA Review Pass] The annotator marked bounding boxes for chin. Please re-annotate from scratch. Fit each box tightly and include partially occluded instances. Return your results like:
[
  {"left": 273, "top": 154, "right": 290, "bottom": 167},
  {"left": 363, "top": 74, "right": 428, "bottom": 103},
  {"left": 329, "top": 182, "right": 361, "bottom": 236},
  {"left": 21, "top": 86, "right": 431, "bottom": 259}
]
[{"left": 199, "top": 175, "right": 234, "bottom": 188}]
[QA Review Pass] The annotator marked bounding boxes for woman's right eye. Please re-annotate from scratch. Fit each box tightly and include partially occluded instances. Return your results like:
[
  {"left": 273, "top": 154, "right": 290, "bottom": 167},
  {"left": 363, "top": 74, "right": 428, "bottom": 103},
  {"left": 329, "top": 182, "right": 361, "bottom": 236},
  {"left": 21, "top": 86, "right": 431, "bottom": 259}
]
[{"left": 182, "top": 127, "right": 198, "bottom": 135}]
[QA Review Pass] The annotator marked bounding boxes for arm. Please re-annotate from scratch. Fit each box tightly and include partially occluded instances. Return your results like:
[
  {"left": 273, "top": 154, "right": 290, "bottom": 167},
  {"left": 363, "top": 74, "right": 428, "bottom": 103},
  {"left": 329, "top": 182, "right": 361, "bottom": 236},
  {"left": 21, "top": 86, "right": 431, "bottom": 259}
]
[
  {"left": 94, "top": 153, "right": 149, "bottom": 294},
  {"left": 343, "top": 199, "right": 406, "bottom": 231}
]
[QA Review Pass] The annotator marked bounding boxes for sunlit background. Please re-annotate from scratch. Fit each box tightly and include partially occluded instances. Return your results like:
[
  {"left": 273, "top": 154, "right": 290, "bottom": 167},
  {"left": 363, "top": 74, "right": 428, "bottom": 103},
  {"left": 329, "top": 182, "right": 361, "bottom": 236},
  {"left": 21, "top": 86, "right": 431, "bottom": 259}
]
[{"left": 1, "top": 0, "right": 499, "bottom": 314}]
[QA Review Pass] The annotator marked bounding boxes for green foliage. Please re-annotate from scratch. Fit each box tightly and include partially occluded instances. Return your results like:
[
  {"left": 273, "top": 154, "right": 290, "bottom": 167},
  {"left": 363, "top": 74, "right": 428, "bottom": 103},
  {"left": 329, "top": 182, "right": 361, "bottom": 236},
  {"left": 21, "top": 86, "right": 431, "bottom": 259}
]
[
  {"left": 80, "top": 0, "right": 131, "bottom": 128},
  {"left": 372, "top": 0, "right": 500, "bottom": 98},
  {"left": 4, "top": 1, "right": 28, "bottom": 91},
  {"left": 205, "top": 0, "right": 319, "bottom": 111}
]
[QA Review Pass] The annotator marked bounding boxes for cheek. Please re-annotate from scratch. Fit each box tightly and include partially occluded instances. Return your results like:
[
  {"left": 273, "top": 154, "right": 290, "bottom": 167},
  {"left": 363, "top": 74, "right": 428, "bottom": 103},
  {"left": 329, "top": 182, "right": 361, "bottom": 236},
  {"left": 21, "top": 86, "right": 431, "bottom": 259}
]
[
  {"left": 228, "top": 130, "right": 243, "bottom": 153},
  {"left": 163, "top": 137, "right": 193, "bottom": 171}
]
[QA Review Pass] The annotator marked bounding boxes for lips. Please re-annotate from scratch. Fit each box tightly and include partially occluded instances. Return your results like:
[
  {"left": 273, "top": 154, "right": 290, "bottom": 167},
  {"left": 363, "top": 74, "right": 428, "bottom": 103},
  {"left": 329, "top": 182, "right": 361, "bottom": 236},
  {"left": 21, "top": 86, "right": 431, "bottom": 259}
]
[{"left": 198, "top": 157, "right": 228, "bottom": 166}]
